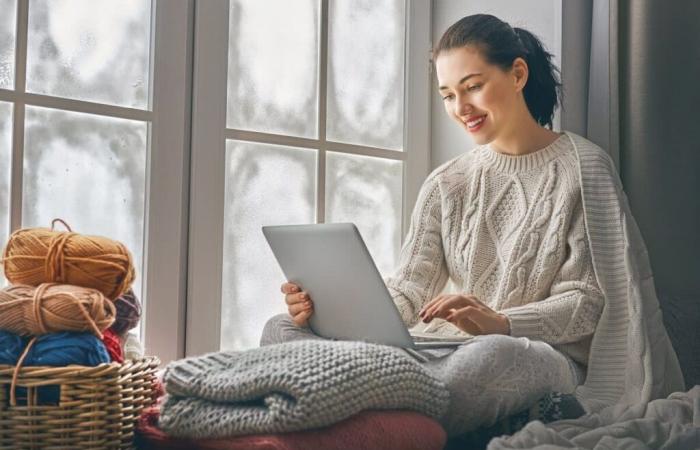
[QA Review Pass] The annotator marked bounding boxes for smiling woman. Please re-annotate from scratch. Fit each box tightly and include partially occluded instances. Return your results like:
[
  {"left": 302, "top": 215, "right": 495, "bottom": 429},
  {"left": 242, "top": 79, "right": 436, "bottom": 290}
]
[{"left": 261, "top": 13, "right": 684, "bottom": 438}]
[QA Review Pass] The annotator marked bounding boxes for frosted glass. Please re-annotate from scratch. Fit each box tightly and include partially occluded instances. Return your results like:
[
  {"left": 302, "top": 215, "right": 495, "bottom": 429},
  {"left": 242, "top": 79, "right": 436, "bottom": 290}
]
[
  {"left": 325, "top": 152, "right": 402, "bottom": 276},
  {"left": 0, "top": 102, "right": 11, "bottom": 288},
  {"left": 227, "top": 0, "right": 318, "bottom": 138},
  {"left": 0, "top": 0, "right": 16, "bottom": 89},
  {"left": 22, "top": 106, "right": 147, "bottom": 303},
  {"left": 26, "top": 0, "right": 151, "bottom": 108},
  {"left": 327, "top": 0, "right": 405, "bottom": 150},
  {"left": 221, "top": 141, "right": 316, "bottom": 351}
]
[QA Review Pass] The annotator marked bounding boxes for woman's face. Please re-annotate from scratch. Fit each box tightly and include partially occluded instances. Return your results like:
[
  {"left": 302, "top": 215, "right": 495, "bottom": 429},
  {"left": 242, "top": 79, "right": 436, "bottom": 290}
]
[{"left": 435, "top": 45, "right": 524, "bottom": 145}]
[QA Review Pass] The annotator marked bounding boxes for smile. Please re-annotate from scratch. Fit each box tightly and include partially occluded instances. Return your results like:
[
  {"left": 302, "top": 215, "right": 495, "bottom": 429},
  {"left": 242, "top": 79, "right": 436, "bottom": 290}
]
[{"left": 465, "top": 115, "right": 486, "bottom": 131}]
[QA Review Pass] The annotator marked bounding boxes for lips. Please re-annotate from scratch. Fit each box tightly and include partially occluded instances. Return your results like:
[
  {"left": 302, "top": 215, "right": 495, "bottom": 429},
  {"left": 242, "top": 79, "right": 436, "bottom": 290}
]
[{"left": 465, "top": 114, "right": 486, "bottom": 131}]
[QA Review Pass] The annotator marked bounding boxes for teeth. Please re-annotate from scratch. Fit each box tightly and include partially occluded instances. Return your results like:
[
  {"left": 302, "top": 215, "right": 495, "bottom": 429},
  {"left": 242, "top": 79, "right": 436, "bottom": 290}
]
[{"left": 467, "top": 116, "right": 485, "bottom": 128}]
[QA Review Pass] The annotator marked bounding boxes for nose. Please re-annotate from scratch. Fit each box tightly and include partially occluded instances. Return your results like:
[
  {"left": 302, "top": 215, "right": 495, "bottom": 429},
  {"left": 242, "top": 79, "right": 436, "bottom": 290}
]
[{"left": 455, "top": 94, "right": 473, "bottom": 118}]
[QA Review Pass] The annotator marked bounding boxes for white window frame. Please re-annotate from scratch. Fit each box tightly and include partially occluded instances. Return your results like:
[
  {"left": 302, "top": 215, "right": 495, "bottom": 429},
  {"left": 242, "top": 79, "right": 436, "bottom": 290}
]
[
  {"left": 0, "top": 0, "right": 194, "bottom": 365},
  {"left": 185, "top": 0, "right": 432, "bottom": 357}
]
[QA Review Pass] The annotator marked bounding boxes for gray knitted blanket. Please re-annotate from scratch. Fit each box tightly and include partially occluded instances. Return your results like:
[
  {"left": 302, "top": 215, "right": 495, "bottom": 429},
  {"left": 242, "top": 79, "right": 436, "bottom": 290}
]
[{"left": 159, "top": 340, "right": 449, "bottom": 438}]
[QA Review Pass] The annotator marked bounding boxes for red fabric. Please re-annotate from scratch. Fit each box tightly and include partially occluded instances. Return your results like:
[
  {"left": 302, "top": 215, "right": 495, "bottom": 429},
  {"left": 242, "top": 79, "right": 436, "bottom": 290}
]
[
  {"left": 135, "top": 406, "right": 447, "bottom": 450},
  {"left": 102, "top": 329, "right": 123, "bottom": 363}
]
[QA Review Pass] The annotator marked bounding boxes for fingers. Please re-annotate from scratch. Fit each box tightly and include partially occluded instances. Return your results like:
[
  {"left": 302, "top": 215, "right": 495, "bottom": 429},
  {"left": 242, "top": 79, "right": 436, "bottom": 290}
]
[
  {"left": 421, "top": 294, "right": 479, "bottom": 322},
  {"left": 281, "top": 282, "right": 301, "bottom": 294},
  {"left": 445, "top": 306, "right": 483, "bottom": 335},
  {"left": 288, "top": 301, "right": 312, "bottom": 316},
  {"left": 292, "top": 308, "right": 313, "bottom": 327},
  {"left": 418, "top": 295, "right": 446, "bottom": 318},
  {"left": 285, "top": 291, "right": 312, "bottom": 306}
]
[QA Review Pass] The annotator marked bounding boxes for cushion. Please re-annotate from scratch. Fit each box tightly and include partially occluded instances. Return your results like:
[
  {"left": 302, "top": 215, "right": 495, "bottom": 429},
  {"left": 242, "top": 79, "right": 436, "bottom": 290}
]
[{"left": 135, "top": 406, "right": 446, "bottom": 450}]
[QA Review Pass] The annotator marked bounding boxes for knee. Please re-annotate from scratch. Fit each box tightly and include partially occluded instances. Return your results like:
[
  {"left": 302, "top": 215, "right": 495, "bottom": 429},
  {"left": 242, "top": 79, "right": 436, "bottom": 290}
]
[
  {"left": 259, "top": 313, "right": 295, "bottom": 346},
  {"left": 448, "top": 335, "right": 530, "bottom": 378}
]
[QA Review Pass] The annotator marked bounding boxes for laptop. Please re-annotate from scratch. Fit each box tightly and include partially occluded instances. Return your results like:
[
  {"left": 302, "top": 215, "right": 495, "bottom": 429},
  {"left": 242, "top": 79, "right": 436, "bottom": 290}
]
[{"left": 262, "top": 223, "right": 471, "bottom": 349}]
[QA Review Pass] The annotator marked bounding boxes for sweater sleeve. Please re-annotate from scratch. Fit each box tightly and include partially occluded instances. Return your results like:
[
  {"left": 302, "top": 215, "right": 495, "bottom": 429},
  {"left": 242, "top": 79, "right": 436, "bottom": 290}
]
[
  {"left": 501, "top": 196, "right": 605, "bottom": 345},
  {"left": 384, "top": 171, "right": 450, "bottom": 328}
]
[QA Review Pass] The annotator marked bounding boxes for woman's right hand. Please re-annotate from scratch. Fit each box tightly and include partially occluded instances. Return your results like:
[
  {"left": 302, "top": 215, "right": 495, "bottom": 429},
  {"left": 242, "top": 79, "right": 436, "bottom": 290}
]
[{"left": 281, "top": 282, "right": 314, "bottom": 327}]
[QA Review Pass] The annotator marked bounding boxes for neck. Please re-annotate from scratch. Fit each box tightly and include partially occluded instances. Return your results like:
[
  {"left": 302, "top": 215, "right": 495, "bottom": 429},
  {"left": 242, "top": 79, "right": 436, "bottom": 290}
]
[{"left": 489, "top": 109, "right": 561, "bottom": 156}]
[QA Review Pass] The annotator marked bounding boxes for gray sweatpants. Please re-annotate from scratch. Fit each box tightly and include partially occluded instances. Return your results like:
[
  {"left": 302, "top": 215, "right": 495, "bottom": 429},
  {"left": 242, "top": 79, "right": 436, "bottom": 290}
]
[{"left": 260, "top": 314, "right": 585, "bottom": 436}]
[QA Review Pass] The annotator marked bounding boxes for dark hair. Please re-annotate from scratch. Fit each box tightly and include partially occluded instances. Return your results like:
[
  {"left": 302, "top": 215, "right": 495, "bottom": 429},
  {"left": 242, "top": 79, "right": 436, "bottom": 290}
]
[{"left": 434, "top": 14, "right": 562, "bottom": 129}]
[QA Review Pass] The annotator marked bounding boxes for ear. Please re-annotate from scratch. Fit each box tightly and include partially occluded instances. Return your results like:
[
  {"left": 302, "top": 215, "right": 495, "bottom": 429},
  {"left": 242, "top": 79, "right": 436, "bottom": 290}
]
[{"left": 511, "top": 57, "right": 528, "bottom": 92}]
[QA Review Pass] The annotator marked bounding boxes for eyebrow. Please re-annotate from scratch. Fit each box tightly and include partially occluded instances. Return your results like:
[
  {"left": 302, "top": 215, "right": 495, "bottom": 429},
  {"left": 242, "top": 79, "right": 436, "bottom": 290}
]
[{"left": 438, "top": 73, "right": 482, "bottom": 91}]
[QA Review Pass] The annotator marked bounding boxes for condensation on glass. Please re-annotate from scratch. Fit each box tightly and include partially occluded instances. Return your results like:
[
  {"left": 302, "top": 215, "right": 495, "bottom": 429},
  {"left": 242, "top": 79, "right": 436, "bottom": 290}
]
[
  {"left": 26, "top": 0, "right": 151, "bottom": 108},
  {"left": 0, "top": 101, "right": 12, "bottom": 288},
  {"left": 221, "top": 141, "right": 316, "bottom": 351},
  {"left": 326, "top": 152, "right": 402, "bottom": 276},
  {"left": 327, "top": 0, "right": 405, "bottom": 150},
  {"left": 227, "top": 0, "right": 319, "bottom": 138},
  {"left": 22, "top": 106, "right": 147, "bottom": 301},
  {"left": 0, "top": 0, "right": 16, "bottom": 89}
]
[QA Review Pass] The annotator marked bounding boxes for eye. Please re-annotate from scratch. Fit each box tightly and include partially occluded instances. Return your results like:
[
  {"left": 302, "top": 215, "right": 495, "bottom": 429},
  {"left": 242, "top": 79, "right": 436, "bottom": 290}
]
[
  {"left": 442, "top": 93, "right": 454, "bottom": 101},
  {"left": 467, "top": 84, "right": 483, "bottom": 92}
]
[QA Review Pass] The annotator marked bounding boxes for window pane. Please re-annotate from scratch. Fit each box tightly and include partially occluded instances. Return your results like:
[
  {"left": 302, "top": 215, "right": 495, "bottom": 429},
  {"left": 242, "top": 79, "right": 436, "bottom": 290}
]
[
  {"left": 0, "top": 102, "right": 11, "bottom": 288},
  {"left": 0, "top": 0, "right": 16, "bottom": 89},
  {"left": 22, "top": 106, "right": 147, "bottom": 302},
  {"left": 227, "top": 0, "right": 319, "bottom": 138},
  {"left": 26, "top": 0, "right": 151, "bottom": 108},
  {"left": 327, "top": 0, "right": 405, "bottom": 150},
  {"left": 222, "top": 141, "right": 316, "bottom": 351},
  {"left": 325, "top": 152, "right": 402, "bottom": 275}
]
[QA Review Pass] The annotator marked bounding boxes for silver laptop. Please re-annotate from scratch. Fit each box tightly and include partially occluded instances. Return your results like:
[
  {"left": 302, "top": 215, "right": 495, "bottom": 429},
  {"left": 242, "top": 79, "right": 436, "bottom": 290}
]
[{"left": 262, "top": 223, "right": 470, "bottom": 349}]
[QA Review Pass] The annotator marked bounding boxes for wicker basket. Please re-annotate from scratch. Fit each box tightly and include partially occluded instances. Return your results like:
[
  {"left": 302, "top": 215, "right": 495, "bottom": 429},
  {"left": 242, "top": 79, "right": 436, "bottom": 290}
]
[{"left": 0, "top": 356, "right": 160, "bottom": 450}]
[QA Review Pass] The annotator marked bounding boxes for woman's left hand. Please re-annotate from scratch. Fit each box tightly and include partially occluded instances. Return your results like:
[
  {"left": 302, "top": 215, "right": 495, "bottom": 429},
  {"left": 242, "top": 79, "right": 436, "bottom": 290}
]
[{"left": 418, "top": 294, "right": 510, "bottom": 336}]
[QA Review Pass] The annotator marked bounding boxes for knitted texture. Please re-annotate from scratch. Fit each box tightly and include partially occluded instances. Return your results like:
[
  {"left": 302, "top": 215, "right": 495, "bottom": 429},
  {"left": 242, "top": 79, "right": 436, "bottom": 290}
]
[
  {"left": 159, "top": 339, "right": 449, "bottom": 438},
  {"left": 385, "top": 133, "right": 605, "bottom": 365}
]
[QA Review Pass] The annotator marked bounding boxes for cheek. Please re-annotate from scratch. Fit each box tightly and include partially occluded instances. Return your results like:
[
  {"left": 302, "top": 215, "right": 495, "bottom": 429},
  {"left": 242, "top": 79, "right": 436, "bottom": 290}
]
[
  {"left": 479, "top": 86, "right": 506, "bottom": 112},
  {"left": 444, "top": 103, "right": 461, "bottom": 123}
]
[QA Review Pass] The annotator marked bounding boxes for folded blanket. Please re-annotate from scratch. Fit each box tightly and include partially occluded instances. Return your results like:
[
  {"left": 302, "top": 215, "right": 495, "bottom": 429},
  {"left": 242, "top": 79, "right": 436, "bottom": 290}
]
[
  {"left": 137, "top": 405, "right": 447, "bottom": 450},
  {"left": 488, "top": 385, "right": 700, "bottom": 450},
  {"left": 160, "top": 340, "right": 449, "bottom": 438}
]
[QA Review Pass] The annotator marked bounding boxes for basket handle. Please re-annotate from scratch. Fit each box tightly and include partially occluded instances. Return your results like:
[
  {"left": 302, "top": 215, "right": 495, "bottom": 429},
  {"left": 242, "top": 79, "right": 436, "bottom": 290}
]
[{"left": 10, "top": 336, "right": 38, "bottom": 407}]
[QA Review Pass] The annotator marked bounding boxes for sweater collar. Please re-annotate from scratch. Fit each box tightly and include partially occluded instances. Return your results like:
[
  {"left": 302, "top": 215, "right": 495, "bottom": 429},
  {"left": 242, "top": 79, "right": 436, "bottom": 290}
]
[{"left": 480, "top": 133, "right": 569, "bottom": 174}]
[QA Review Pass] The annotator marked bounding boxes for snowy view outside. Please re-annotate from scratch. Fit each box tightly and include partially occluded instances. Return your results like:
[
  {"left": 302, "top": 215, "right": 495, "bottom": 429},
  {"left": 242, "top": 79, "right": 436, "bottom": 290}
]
[
  {"left": 0, "top": 102, "right": 11, "bottom": 287},
  {"left": 0, "top": 0, "right": 151, "bottom": 309},
  {"left": 221, "top": 0, "right": 406, "bottom": 350},
  {"left": 327, "top": 0, "right": 405, "bottom": 150},
  {"left": 22, "top": 106, "right": 147, "bottom": 300},
  {"left": 0, "top": 0, "right": 16, "bottom": 89},
  {"left": 227, "top": 0, "right": 319, "bottom": 138},
  {"left": 26, "top": 0, "right": 151, "bottom": 108},
  {"left": 222, "top": 141, "right": 317, "bottom": 350}
]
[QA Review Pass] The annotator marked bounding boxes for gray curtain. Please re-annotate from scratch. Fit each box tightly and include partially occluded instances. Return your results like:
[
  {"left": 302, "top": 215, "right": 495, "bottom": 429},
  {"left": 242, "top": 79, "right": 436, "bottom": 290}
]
[{"left": 562, "top": 0, "right": 700, "bottom": 390}]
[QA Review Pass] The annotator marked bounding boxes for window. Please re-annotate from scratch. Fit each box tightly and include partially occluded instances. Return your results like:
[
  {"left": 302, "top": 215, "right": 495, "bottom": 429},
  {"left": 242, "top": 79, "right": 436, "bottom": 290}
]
[
  {"left": 0, "top": 0, "right": 191, "bottom": 357},
  {"left": 0, "top": 0, "right": 151, "bottom": 298},
  {"left": 0, "top": 0, "right": 430, "bottom": 363},
  {"left": 186, "top": 0, "right": 431, "bottom": 356}
]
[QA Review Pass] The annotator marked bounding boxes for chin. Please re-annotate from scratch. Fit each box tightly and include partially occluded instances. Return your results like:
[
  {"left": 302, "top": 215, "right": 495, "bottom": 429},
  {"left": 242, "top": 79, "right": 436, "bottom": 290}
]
[{"left": 469, "top": 129, "right": 495, "bottom": 145}]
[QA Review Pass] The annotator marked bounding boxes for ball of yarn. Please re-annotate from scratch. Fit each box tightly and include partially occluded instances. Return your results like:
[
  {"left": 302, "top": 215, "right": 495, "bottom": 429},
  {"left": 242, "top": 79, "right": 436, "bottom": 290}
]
[
  {"left": 110, "top": 288, "right": 142, "bottom": 336},
  {"left": 102, "top": 329, "right": 124, "bottom": 363},
  {"left": 123, "top": 330, "right": 145, "bottom": 361},
  {"left": 1, "top": 226, "right": 135, "bottom": 300},
  {"left": 0, "top": 283, "right": 116, "bottom": 337}
]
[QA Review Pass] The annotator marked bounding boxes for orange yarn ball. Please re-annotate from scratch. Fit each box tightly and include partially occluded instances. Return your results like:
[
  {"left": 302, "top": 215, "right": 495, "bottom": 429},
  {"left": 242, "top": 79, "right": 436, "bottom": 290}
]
[
  {"left": 0, "top": 283, "right": 116, "bottom": 337},
  {"left": 1, "top": 226, "right": 135, "bottom": 300}
]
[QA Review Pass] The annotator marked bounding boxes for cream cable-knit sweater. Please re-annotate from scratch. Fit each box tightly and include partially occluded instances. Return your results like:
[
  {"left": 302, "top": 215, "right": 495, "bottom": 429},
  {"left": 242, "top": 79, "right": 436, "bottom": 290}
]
[{"left": 385, "top": 133, "right": 605, "bottom": 366}]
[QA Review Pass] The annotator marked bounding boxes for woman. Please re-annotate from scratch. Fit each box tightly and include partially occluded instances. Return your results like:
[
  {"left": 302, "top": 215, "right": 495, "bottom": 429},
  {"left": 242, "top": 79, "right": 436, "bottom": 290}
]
[{"left": 261, "top": 14, "right": 681, "bottom": 436}]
